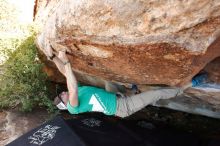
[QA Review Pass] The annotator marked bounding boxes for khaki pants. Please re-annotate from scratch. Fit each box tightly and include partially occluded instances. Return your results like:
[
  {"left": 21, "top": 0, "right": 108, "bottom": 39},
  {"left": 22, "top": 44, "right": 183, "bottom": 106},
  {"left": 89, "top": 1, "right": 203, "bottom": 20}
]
[{"left": 115, "top": 88, "right": 182, "bottom": 118}]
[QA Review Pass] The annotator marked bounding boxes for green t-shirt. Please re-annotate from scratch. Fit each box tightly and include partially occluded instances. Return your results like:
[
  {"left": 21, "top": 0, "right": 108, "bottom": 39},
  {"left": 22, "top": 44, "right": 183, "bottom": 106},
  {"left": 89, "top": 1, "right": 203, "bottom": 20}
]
[{"left": 67, "top": 85, "right": 117, "bottom": 115}]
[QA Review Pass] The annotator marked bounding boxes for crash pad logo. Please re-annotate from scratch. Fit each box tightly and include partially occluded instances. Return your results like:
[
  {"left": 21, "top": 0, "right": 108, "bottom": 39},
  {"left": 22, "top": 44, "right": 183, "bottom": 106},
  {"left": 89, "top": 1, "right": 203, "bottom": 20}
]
[
  {"left": 28, "top": 125, "right": 60, "bottom": 145},
  {"left": 82, "top": 118, "right": 102, "bottom": 127}
]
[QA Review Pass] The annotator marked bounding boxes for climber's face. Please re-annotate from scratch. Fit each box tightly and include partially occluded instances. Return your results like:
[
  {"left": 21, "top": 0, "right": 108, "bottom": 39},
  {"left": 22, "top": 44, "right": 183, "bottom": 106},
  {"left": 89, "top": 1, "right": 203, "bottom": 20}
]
[
  {"left": 54, "top": 91, "right": 69, "bottom": 110},
  {"left": 59, "top": 91, "right": 69, "bottom": 105}
]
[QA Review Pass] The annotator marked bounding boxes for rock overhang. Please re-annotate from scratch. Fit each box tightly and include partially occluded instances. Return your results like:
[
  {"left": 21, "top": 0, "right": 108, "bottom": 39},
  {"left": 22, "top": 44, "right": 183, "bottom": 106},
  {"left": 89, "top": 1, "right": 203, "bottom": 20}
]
[{"left": 35, "top": 0, "right": 220, "bottom": 86}]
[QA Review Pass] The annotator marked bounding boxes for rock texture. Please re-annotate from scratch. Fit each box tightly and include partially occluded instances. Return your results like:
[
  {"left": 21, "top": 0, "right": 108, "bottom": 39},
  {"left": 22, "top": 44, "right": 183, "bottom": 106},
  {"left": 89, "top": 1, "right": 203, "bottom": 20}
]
[
  {"left": 204, "top": 57, "right": 220, "bottom": 84},
  {"left": 35, "top": 0, "right": 220, "bottom": 87}
]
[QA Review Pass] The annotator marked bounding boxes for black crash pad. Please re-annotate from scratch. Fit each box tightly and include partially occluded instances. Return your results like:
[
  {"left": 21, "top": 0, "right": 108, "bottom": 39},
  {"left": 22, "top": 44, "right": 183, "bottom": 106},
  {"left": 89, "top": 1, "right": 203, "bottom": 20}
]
[
  {"left": 7, "top": 116, "right": 86, "bottom": 146},
  {"left": 7, "top": 114, "right": 220, "bottom": 146},
  {"left": 66, "top": 115, "right": 143, "bottom": 146},
  {"left": 7, "top": 115, "right": 143, "bottom": 146}
]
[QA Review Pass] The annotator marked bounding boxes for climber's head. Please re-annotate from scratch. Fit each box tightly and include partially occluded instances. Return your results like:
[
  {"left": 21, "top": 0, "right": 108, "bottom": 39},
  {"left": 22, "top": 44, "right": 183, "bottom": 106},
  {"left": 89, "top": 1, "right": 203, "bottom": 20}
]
[{"left": 54, "top": 91, "right": 69, "bottom": 110}]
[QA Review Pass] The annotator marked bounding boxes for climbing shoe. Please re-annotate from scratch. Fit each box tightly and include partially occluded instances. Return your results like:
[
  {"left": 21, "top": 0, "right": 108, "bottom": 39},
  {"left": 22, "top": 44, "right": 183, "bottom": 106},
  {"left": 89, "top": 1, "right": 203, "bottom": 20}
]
[{"left": 192, "top": 73, "right": 208, "bottom": 87}]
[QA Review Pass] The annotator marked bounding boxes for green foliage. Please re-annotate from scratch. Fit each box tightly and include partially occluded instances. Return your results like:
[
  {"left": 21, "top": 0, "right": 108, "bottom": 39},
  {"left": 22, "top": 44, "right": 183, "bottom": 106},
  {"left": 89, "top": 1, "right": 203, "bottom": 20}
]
[
  {"left": 0, "top": 0, "right": 56, "bottom": 112},
  {"left": 0, "top": 33, "right": 56, "bottom": 112}
]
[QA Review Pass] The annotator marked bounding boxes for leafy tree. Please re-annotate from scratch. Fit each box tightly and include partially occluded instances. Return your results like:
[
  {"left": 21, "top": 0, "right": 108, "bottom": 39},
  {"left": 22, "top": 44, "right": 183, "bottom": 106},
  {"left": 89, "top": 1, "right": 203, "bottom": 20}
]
[{"left": 0, "top": 32, "right": 56, "bottom": 112}]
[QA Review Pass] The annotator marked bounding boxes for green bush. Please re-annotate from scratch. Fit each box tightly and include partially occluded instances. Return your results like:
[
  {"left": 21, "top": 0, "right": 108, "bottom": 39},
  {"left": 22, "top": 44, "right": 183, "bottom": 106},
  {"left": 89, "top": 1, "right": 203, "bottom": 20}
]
[{"left": 0, "top": 33, "right": 56, "bottom": 112}]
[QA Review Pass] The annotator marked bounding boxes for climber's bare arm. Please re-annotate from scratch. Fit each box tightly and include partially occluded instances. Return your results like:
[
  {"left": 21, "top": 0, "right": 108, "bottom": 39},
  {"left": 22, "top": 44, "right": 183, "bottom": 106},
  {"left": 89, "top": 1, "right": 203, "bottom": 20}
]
[
  {"left": 52, "top": 57, "right": 66, "bottom": 76},
  {"left": 59, "top": 51, "right": 78, "bottom": 107},
  {"left": 44, "top": 42, "right": 66, "bottom": 76}
]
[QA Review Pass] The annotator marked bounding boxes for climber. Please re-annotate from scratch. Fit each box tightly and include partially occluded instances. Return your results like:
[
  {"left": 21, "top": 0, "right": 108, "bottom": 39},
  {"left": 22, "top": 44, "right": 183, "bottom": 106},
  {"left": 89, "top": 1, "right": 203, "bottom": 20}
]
[{"left": 46, "top": 48, "right": 206, "bottom": 118}]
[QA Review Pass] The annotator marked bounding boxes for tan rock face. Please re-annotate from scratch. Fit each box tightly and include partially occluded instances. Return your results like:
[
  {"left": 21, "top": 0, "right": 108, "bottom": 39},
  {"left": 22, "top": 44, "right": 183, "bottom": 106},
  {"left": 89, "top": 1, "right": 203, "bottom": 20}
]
[
  {"left": 204, "top": 57, "right": 220, "bottom": 84},
  {"left": 35, "top": 0, "right": 220, "bottom": 86}
]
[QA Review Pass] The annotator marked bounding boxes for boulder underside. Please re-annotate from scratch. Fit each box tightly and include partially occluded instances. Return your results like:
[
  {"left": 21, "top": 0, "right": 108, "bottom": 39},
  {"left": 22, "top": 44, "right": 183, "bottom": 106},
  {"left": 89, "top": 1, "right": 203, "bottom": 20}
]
[{"left": 35, "top": 0, "right": 220, "bottom": 117}]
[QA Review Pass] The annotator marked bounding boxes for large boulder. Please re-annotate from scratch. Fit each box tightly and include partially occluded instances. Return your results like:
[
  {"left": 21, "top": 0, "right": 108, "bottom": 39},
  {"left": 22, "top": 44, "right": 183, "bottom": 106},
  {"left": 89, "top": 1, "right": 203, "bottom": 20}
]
[
  {"left": 204, "top": 57, "right": 220, "bottom": 84},
  {"left": 33, "top": 0, "right": 220, "bottom": 118},
  {"left": 35, "top": 0, "right": 220, "bottom": 87}
]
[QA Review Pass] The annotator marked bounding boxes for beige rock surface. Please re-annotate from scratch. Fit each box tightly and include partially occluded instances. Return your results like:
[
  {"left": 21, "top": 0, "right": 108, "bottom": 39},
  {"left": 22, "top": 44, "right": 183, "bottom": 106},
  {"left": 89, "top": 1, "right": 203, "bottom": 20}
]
[{"left": 204, "top": 57, "right": 220, "bottom": 84}]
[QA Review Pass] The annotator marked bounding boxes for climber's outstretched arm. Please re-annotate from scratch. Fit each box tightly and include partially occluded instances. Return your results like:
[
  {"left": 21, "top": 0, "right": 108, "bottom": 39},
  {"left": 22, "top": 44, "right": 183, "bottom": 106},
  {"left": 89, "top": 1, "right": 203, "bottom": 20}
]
[
  {"left": 58, "top": 51, "right": 78, "bottom": 107},
  {"left": 44, "top": 43, "right": 66, "bottom": 76},
  {"left": 52, "top": 56, "right": 66, "bottom": 76}
]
